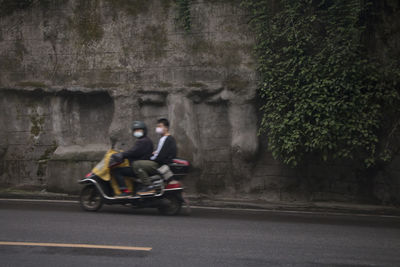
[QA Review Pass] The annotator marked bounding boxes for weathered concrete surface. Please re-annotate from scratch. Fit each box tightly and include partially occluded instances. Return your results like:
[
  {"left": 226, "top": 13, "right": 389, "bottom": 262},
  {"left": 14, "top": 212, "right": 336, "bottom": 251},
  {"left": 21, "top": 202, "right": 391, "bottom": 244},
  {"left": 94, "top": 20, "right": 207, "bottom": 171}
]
[
  {"left": 47, "top": 144, "right": 109, "bottom": 192},
  {"left": 0, "top": 89, "right": 113, "bottom": 192},
  {"left": 0, "top": 0, "right": 399, "bottom": 203}
]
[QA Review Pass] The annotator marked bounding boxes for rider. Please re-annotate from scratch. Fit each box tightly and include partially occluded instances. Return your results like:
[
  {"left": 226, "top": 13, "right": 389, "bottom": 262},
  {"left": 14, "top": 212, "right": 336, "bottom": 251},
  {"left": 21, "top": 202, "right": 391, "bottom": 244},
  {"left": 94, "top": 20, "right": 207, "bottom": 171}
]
[
  {"left": 133, "top": 118, "right": 177, "bottom": 196},
  {"left": 111, "top": 121, "right": 153, "bottom": 197}
]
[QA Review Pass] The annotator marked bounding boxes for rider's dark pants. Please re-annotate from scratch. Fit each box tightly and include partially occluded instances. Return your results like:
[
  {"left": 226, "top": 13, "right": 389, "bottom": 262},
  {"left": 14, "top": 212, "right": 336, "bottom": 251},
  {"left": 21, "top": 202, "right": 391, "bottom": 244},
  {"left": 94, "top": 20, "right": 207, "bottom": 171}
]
[{"left": 111, "top": 167, "right": 135, "bottom": 190}]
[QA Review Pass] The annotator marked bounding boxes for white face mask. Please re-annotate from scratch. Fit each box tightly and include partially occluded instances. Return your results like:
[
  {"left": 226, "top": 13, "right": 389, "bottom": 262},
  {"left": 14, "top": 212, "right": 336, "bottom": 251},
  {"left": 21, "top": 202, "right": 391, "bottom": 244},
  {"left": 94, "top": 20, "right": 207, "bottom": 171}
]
[
  {"left": 133, "top": 131, "right": 143, "bottom": 138},
  {"left": 155, "top": 127, "right": 164, "bottom": 134}
]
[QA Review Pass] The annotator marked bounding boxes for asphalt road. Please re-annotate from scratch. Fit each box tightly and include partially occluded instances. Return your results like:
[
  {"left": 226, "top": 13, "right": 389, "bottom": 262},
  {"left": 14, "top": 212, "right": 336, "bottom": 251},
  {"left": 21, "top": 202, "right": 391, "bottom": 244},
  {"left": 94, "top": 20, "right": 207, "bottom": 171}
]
[{"left": 0, "top": 200, "right": 399, "bottom": 267}]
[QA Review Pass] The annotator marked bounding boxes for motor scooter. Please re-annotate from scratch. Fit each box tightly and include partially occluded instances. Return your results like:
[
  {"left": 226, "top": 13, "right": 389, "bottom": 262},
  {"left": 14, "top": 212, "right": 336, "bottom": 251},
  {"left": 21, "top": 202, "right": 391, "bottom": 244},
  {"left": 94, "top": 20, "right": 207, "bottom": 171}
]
[{"left": 78, "top": 146, "right": 190, "bottom": 215}]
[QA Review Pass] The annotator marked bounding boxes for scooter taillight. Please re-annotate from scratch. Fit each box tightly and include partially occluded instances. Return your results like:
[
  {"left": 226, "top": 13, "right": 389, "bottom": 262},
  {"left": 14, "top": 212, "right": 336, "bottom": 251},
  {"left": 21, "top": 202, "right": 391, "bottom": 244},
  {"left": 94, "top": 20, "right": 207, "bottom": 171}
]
[
  {"left": 165, "top": 181, "right": 182, "bottom": 189},
  {"left": 85, "top": 172, "right": 93, "bottom": 178}
]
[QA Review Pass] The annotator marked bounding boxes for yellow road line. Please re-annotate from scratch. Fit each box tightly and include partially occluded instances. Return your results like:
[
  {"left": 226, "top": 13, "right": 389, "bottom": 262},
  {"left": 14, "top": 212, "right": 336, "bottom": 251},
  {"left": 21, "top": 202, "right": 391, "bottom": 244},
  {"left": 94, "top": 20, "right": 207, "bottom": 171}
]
[{"left": 0, "top": 241, "right": 152, "bottom": 251}]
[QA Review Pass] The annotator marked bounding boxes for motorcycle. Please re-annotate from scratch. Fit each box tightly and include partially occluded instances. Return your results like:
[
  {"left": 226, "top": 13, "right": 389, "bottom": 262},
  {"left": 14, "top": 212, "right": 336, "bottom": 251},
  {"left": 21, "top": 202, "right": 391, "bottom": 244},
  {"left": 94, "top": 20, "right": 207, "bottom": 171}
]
[{"left": 78, "top": 147, "right": 190, "bottom": 216}]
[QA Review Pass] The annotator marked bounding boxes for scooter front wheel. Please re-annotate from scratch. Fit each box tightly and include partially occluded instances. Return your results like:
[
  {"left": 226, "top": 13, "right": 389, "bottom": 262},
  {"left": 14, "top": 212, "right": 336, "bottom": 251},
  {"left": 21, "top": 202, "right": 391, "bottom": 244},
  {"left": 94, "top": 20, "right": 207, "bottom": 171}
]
[{"left": 80, "top": 184, "right": 103, "bottom": 211}]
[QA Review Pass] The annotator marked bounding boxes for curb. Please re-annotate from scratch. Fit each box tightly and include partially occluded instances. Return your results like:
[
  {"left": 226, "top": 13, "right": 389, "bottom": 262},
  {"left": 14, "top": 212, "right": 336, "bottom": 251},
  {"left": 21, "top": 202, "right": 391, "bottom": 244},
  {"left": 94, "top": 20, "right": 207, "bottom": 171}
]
[
  {"left": 0, "top": 191, "right": 78, "bottom": 201},
  {"left": 1, "top": 191, "right": 400, "bottom": 217},
  {"left": 186, "top": 197, "right": 400, "bottom": 217}
]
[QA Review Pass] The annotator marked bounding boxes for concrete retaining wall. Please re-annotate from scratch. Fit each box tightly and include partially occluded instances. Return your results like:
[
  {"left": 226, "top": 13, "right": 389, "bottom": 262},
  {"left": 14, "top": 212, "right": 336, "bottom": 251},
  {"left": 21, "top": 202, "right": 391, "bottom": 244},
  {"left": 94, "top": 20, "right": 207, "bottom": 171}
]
[{"left": 0, "top": 0, "right": 399, "bottom": 203}]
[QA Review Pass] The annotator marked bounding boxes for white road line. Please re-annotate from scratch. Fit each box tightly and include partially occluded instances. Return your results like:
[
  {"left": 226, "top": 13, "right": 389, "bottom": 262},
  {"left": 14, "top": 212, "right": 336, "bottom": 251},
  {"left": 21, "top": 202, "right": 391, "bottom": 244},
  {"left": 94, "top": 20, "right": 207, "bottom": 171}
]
[
  {"left": 0, "top": 198, "right": 78, "bottom": 204},
  {"left": 0, "top": 241, "right": 152, "bottom": 251},
  {"left": 0, "top": 198, "right": 399, "bottom": 219}
]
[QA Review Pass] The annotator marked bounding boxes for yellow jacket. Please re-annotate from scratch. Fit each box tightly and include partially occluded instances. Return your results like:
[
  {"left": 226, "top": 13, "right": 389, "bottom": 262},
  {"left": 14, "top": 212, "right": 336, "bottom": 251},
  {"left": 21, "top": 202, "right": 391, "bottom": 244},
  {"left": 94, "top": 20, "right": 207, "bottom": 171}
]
[{"left": 91, "top": 149, "right": 134, "bottom": 194}]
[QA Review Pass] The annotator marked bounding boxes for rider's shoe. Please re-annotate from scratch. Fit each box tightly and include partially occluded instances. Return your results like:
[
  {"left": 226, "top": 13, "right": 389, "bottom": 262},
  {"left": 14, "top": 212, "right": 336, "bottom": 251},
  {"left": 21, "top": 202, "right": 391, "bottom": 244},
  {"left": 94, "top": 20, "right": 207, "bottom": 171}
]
[{"left": 137, "top": 186, "right": 156, "bottom": 196}]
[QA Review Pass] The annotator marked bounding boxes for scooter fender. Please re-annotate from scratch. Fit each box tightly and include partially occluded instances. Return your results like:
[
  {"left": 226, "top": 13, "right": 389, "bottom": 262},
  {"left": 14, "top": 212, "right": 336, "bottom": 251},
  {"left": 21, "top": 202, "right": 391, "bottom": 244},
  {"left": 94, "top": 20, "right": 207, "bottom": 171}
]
[
  {"left": 78, "top": 178, "right": 112, "bottom": 201},
  {"left": 163, "top": 188, "right": 184, "bottom": 203}
]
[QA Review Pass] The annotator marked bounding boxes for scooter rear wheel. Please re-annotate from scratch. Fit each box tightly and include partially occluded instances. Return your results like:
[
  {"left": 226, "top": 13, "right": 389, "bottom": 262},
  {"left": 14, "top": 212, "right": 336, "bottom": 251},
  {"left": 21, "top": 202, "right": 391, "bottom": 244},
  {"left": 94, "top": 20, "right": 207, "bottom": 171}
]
[
  {"left": 158, "top": 194, "right": 182, "bottom": 216},
  {"left": 80, "top": 184, "right": 103, "bottom": 211}
]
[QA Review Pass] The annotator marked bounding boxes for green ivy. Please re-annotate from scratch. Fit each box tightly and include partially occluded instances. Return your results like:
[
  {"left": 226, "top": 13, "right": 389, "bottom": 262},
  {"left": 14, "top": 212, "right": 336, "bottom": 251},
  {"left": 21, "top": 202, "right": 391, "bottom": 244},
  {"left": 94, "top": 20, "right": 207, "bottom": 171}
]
[
  {"left": 175, "top": 0, "right": 191, "bottom": 33},
  {"left": 242, "top": 0, "right": 400, "bottom": 167}
]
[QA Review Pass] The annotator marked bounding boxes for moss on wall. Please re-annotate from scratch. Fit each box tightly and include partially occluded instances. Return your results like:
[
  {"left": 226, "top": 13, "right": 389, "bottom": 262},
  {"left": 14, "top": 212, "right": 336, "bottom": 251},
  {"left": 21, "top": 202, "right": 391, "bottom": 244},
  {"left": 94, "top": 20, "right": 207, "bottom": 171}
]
[
  {"left": 186, "top": 38, "right": 246, "bottom": 69},
  {"left": 16, "top": 81, "right": 47, "bottom": 88},
  {"left": 106, "top": 0, "right": 150, "bottom": 17},
  {"left": 188, "top": 37, "right": 213, "bottom": 54},
  {"left": 0, "top": 37, "right": 28, "bottom": 76},
  {"left": 161, "top": 0, "right": 173, "bottom": 14},
  {"left": 186, "top": 82, "right": 207, "bottom": 88},
  {"left": 196, "top": 175, "right": 227, "bottom": 194},
  {"left": 158, "top": 81, "right": 173, "bottom": 87},
  {"left": 37, "top": 141, "right": 58, "bottom": 178},
  {"left": 0, "top": 0, "right": 33, "bottom": 17},
  {"left": 70, "top": 0, "right": 104, "bottom": 46},
  {"left": 223, "top": 74, "right": 249, "bottom": 93},
  {"left": 0, "top": 54, "right": 21, "bottom": 72},
  {"left": 30, "top": 113, "right": 45, "bottom": 137},
  {"left": 15, "top": 38, "right": 28, "bottom": 61},
  {"left": 39, "top": 141, "right": 58, "bottom": 161},
  {"left": 141, "top": 24, "right": 168, "bottom": 59},
  {"left": 84, "top": 82, "right": 120, "bottom": 88}
]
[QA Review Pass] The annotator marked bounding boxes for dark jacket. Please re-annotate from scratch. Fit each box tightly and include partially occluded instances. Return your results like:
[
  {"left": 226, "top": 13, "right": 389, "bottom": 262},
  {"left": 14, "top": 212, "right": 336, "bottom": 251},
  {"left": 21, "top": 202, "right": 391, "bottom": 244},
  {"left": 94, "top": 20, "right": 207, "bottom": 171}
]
[
  {"left": 153, "top": 135, "right": 177, "bottom": 165},
  {"left": 121, "top": 136, "right": 153, "bottom": 162}
]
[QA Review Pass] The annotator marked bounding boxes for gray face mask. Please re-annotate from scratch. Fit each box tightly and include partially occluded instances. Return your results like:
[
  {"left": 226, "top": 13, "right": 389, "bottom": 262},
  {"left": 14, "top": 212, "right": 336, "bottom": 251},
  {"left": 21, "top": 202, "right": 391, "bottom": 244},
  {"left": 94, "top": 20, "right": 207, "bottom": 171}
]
[{"left": 133, "top": 131, "right": 143, "bottom": 138}]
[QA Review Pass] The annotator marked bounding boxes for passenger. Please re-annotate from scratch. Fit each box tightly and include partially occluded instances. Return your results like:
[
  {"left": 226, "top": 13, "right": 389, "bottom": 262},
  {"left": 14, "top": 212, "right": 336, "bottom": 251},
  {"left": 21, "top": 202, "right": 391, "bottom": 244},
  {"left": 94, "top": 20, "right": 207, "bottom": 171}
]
[
  {"left": 111, "top": 121, "right": 153, "bottom": 197},
  {"left": 133, "top": 118, "right": 177, "bottom": 195}
]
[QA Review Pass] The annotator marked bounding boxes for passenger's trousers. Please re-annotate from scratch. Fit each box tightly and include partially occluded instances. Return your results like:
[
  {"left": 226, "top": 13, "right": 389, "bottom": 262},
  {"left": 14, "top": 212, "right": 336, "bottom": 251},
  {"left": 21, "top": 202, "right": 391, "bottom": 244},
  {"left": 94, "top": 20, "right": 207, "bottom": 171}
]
[{"left": 132, "top": 160, "right": 160, "bottom": 186}]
